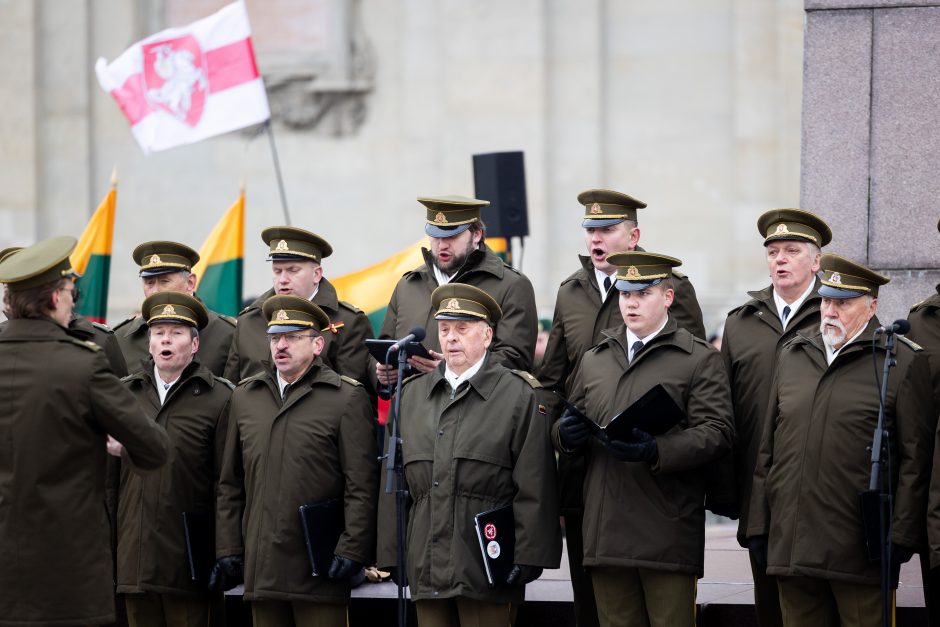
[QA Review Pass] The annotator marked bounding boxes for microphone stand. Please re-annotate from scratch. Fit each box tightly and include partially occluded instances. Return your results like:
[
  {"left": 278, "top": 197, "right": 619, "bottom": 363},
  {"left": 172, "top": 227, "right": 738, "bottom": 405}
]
[
  {"left": 866, "top": 330, "right": 897, "bottom": 627},
  {"left": 383, "top": 345, "right": 410, "bottom": 627}
]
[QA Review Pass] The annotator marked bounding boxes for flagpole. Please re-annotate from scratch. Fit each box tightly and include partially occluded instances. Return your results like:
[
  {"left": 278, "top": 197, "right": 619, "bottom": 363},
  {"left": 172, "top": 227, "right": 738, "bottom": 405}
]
[{"left": 264, "top": 119, "right": 292, "bottom": 226}]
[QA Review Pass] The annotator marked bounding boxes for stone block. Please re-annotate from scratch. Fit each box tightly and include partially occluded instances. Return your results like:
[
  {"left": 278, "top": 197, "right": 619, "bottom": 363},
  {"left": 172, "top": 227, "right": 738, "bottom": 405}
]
[
  {"left": 807, "top": 1, "right": 939, "bottom": 10},
  {"left": 876, "top": 268, "right": 940, "bottom": 326}
]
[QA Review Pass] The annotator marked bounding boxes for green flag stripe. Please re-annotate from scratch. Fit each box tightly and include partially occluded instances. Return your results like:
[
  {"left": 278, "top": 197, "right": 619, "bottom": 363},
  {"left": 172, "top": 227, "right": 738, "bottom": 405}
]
[
  {"left": 366, "top": 309, "right": 387, "bottom": 337},
  {"left": 197, "top": 259, "right": 243, "bottom": 317},
  {"left": 74, "top": 254, "right": 110, "bottom": 322}
]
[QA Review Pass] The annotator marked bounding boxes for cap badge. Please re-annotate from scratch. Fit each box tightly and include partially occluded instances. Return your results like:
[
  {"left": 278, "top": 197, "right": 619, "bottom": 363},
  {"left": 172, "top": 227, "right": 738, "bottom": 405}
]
[
  {"left": 830, "top": 272, "right": 842, "bottom": 285},
  {"left": 626, "top": 266, "right": 640, "bottom": 278},
  {"left": 589, "top": 203, "right": 602, "bottom": 215},
  {"left": 775, "top": 224, "right": 789, "bottom": 234},
  {"left": 149, "top": 254, "right": 161, "bottom": 265},
  {"left": 434, "top": 212, "right": 447, "bottom": 224},
  {"left": 275, "top": 240, "right": 289, "bottom": 251},
  {"left": 276, "top": 309, "right": 289, "bottom": 320},
  {"left": 161, "top": 304, "right": 176, "bottom": 315},
  {"left": 446, "top": 298, "right": 461, "bottom": 310}
]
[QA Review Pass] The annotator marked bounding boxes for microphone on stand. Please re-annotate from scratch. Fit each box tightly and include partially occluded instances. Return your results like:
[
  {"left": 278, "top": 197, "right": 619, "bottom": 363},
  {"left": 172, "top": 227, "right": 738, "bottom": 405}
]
[
  {"left": 875, "top": 319, "right": 910, "bottom": 335},
  {"left": 389, "top": 326, "right": 427, "bottom": 353}
]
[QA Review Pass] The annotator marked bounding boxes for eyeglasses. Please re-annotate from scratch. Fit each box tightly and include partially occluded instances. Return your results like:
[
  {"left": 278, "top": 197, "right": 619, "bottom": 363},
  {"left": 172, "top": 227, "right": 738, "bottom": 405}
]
[
  {"left": 59, "top": 285, "right": 80, "bottom": 305},
  {"left": 269, "top": 331, "right": 316, "bottom": 344}
]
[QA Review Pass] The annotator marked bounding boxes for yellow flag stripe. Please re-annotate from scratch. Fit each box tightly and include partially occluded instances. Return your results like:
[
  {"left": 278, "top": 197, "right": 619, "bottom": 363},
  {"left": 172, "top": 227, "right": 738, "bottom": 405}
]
[
  {"left": 332, "top": 240, "right": 426, "bottom": 314},
  {"left": 71, "top": 186, "right": 116, "bottom": 274},
  {"left": 193, "top": 193, "right": 245, "bottom": 287}
]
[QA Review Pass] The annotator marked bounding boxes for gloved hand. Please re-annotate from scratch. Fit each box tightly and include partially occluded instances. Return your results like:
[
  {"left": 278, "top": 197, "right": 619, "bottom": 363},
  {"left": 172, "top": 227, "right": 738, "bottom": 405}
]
[
  {"left": 558, "top": 411, "right": 591, "bottom": 451},
  {"left": 607, "top": 429, "right": 658, "bottom": 463},
  {"left": 207, "top": 554, "right": 244, "bottom": 592},
  {"left": 327, "top": 554, "right": 362, "bottom": 580},
  {"left": 747, "top": 536, "right": 769, "bottom": 571},
  {"left": 388, "top": 566, "right": 405, "bottom": 586},
  {"left": 506, "top": 564, "right": 543, "bottom": 585}
]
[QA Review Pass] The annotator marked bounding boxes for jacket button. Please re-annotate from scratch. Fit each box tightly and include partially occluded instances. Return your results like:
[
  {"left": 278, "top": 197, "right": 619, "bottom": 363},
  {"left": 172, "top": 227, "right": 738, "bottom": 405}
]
[
  {"left": 438, "top": 430, "right": 444, "bottom": 436},
  {"left": 433, "top": 481, "right": 439, "bottom": 487}
]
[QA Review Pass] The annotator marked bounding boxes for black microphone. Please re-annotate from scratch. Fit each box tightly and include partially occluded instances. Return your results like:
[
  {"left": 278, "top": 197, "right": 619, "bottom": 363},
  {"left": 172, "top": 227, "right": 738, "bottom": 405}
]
[
  {"left": 389, "top": 326, "right": 427, "bottom": 352},
  {"left": 876, "top": 319, "right": 910, "bottom": 335}
]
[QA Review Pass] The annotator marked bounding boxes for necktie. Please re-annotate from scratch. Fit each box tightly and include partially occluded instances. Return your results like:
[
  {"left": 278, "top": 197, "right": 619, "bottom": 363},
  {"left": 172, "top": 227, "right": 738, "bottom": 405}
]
[
  {"left": 281, "top": 384, "right": 290, "bottom": 401},
  {"left": 631, "top": 340, "right": 644, "bottom": 362},
  {"left": 603, "top": 276, "right": 612, "bottom": 293},
  {"left": 781, "top": 305, "right": 791, "bottom": 324}
]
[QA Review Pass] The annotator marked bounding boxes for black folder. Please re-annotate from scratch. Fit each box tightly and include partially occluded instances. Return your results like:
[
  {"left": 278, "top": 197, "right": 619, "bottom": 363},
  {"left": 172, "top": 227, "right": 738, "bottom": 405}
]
[
  {"left": 182, "top": 511, "right": 214, "bottom": 584},
  {"left": 556, "top": 384, "right": 686, "bottom": 445},
  {"left": 473, "top": 504, "right": 515, "bottom": 586},
  {"left": 365, "top": 338, "right": 432, "bottom": 365},
  {"left": 298, "top": 498, "right": 344, "bottom": 577}
]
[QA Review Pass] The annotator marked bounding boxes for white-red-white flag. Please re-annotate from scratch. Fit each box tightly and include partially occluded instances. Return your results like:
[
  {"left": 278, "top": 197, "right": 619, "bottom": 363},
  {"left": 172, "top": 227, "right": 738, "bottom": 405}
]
[{"left": 95, "top": 1, "right": 269, "bottom": 154}]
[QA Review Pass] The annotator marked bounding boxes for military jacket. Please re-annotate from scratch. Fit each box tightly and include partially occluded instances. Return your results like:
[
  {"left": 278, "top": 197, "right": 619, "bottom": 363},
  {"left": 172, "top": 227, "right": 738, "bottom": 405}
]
[
  {"left": 116, "top": 307, "right": 235, "bottom": 377},
  {"left": 906, "top": 288, "right": 940, "bottom": 569},
  {"left": 380, "top": 245, "right": 537, "bottom": 372},
  {"left": 376, "top": 356, "right": 561, "bottom": 604},
  {"left": 216, "top": 360, "right": 378, "bottom": 603},
  {"left": 117, "top": 359, "right": 232, "bottom": 595},
  {"left": 538, "top": 255, "right": 707, "bottom": 513},
  {"left": 0, "top": 318, "right": 170, "bottom": 627},
  {"left": 558, "top": 318, "right": 733, "bottom": 576},
  {"left": 747, "top": 319, "right": 932, "bottom": 585},
  {"left": 720, "top": 280, "right": 822, "bottom": 544},
  {"left": 68, "top": 316, "right": 129, "bottom": 377},
  {"left": 223, "top": 278, "right": 374, "bottom": 388}
]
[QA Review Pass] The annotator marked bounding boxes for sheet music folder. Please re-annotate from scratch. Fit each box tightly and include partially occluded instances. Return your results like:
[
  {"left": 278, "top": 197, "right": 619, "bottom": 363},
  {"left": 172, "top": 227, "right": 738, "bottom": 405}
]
[
  {"left": 298, "top": 498, "right": 344, "bottom": 577},
  {"left": 473, "top": 504, "right": 515, "bottom": 586},
  {"left": 556, "top": 383, "right": 686, "bottom": 444},
  {"left": 365, "top": 338, "right": 432, "bottom": 365},
  {"left": 182, "top": 511, "right": 214, "bottom": 584}
]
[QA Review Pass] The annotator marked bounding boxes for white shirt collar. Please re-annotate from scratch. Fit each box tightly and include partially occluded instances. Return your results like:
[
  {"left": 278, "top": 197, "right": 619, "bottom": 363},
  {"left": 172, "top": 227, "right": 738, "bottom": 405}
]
[
  {"left": 432, "top": 263, "right": 454, "bottom": 286},
  {"left": 276, "top": 372, "right": 292, "bottom": 399},
  {"left": 444, "top": 354, "right": 486, "bottom": 390},
  {"left": 773, "top": 279, "right": 816, "bottom": 330},
  {"left": 824, "top": 323, "right": 868, "bottom": 365},
  {"left": 154, "top": 365, "right": 180, "bottom": 405},
  {"left": 625, "top": 314, "right": 669, "bottom": 362},
  {"left": 593, "top": 267, "right": 616, "bottom": 303},
  {"left": 308, "top": 285, "right": 319, "bottom": 301}
]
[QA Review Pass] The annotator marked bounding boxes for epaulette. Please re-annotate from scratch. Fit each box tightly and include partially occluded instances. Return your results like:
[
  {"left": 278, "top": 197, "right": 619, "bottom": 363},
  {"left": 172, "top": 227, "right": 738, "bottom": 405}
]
[
  {"left": 238, "top": 372, "right": 267, "bottom": 386},
  {"left": 587, "top": 339, "right": 613, "bottom": 354},
  {"left": 214, "top": 375, "right": 236, "bottom": 390},
  {"left": 112, "top": 315, "right": 138, "bottom": 331},
  {"left": 510, "top": 369, "right": 542, "bottom": 388},
  {"left": 91, "top": 320, "right": 114, "bottom": 334},
  {"left": 671, "top": 269, "right": 688, "bottom": 280},
  {"left": 67, "top": 338, "right": 102, "bottom": 352},
  {"left": 402, "top": 371, "right": 425, "bottom": 385},
  {"left": 339, "top": 300, "right": 363, "bottom": 314},
  {"left": 339, "top": 374, "right": 363, "bottom": 387},
  {"left": 502, "top": 262, "right": 523, "bottom": 276},
  {"left": 237, "top": 305, "right": 254, "bottom": 316},
  {"left": 896, "top": 336, "right": 923, "bottom": 352},
  {"left": 216, "top": 313, "right": 237, "bottom": 327},
  {"left": 121, "top": 371, "right": 148, "bottom": 384}
]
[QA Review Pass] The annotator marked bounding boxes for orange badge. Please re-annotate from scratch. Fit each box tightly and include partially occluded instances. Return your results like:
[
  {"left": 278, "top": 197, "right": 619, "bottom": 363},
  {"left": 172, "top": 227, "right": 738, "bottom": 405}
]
[{"left": 589, "top": 203, "right": 602, "bottom": 215}]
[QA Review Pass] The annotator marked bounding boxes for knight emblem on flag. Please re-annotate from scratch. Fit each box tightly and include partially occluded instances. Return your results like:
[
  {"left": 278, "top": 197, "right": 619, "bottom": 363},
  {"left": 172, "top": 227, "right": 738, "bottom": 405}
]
[{"left": 142, "top": 35, "right": 207, "bottom": 127}]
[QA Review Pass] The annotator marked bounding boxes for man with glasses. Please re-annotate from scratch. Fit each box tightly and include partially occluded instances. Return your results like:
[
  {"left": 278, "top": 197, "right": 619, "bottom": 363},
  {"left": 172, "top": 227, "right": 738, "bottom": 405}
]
[
  {"left": 213, "top": 295, "right": 378, "bottom": 627},
  {"left": 0, "top": 236, "right": 169, "bottom": 627}
]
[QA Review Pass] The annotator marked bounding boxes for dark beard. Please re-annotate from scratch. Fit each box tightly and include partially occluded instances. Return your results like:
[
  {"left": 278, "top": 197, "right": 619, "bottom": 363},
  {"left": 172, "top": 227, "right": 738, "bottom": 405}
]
[{"left": 434, "top": 250, "right": 470, "bottom": 276}]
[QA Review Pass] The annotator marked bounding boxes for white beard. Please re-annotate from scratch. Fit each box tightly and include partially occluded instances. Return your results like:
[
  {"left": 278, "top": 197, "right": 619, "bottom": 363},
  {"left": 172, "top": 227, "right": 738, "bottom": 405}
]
[{"left": 820, "top": 317, "right": 847, "bottom": 351}]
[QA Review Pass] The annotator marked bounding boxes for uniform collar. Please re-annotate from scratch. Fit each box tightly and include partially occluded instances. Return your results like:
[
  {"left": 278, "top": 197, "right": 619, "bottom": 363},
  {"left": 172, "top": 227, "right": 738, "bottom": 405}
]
[
  {"left": 426, "top": 352, "right": 500, "bottom": 400},
  {"left": 415, "top": 244, "right": 505, "bottom": 282}
]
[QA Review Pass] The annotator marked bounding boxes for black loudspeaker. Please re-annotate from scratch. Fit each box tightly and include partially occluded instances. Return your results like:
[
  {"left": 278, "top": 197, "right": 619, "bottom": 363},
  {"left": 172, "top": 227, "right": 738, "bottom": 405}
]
[{"left": 472, "top": 151, "right": 530, "bottom": 239}]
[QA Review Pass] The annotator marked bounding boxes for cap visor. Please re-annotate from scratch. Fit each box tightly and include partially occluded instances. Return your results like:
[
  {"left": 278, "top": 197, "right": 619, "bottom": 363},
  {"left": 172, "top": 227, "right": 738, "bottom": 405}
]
[
  {"left": 818, "top": 285, "right": 867, "bottom": 299},
  {"left": 435, "top": 313, "right": 484, "bottom": 322},
  {"left": 139, "top": 268, "right": 186, "bottom": 277},
  {"left": 267, "top": 324, "right": 310, "bottom": 334},
  {"left": 582, "top": 218, "right": 626, "bottom": 228},
  {"left": 147, "top": 318, "right": 192, "bottom": 328},
  {"left": 615, "top": 278, "right": 663, "bottom": 292},
  {"left": 763, "top": 234, "right": 814, "bottom": 245},
  {"left": 267, "top": 253, "right": 312, "bottom": 262},
  {"left": 425, "top": 223, "right": 472, "bottom": 238}
]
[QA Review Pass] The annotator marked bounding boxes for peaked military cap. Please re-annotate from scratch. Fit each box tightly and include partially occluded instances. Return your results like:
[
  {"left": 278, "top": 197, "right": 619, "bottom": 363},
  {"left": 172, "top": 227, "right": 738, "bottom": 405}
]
[
  {"left": 431, "top": 282, "right": 502, "bottom": 325},
  {"left": 0, "top": 236, "right": 78, "bottom": 291},
  {"left": 818, "top": 253, "right": 889, "bottom": 299},
  {"left": 262, "top": 294, "right": 330, "bottom": 334},
  {"left": 133, "top": 241, "right": 200, "bottom": 277},
  {"left": 757, "top": 209, "right": 832, "bottom": 247},
  {"left": 261, "top": 226, "right": 333, "bottom": 263},
  {"left": 0, "top": 246, "right": 23, "bottom": 264},
  {"left": 141, "top": 290, "right": 209, "bottom": 330},
  {"left": 418, "top": 195, "right": 489, "bottom": 238},
  {"left": 578, "top": 189, "right": 647, "bottom": 228},
  {"left": 606, "top": 250, "right": 682, "bottom": 292}
]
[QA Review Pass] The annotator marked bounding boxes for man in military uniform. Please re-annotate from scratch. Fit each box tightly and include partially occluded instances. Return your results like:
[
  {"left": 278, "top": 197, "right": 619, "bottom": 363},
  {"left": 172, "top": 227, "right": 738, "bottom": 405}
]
[
  {"left": 213, "top": 295, "right": 378, "bottom": 627},
  {"left": 115, "top": 241, "right": 235, "bottom": 376},
  {"left": 720, "top": 208, "right": 832, "bottom": 627},
  {"left": 223, "top": 226, "right": 374, "bottom": 390},
  {"left": 113, "top": 291, "right": 232, "bottom": 627},
  {"left": 538, "top": 189, "right": 707, "bottom": 627},
  {"left": 377, "top": 283, "right": 561, "bottom": 627},
  {"left": 554, "top": 251, "right": 732, "bottom": 627},
  {"left": 0, "top": 236, "right": 170, "bottom": 627},
  {"left": 748, "top": 254, "right": 932, "bottom": 627},
  {"left": 905, "top": 217, "right": 940, "bottom": 626},
  {"left": 375, "top": 196, "right": 538, "bottom": 388}
]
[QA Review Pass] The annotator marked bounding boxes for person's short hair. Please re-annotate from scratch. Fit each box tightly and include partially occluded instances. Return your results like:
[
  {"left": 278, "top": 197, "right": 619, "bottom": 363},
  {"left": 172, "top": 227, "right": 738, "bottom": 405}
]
[
  {"left": 468, "top": 218, "right": 487, "bottom": 242},
  {"left": 6, "top": 278, "right": 65, "bottom": 320},
  {"left": 659, "top": 276, "right": 675, "bottom": 292}
]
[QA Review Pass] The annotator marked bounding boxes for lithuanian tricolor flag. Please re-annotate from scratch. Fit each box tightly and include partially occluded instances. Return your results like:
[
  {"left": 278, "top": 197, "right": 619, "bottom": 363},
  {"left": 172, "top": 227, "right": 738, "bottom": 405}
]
[
  {"left": 193, "top": 190, "right": 244, "bottom": 316},
  {"left": 332, "top": 240, "right": 426, "bottom": 335},
  {"left": 71, "top": 178, "right": 116, "bottom": 323}
]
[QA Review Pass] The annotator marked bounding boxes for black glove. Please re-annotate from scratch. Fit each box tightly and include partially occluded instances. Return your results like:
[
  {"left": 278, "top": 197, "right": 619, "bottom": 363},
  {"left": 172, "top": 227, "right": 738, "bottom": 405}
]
[
  {"left": 747, "top": 536, "right": 768, "bottom": 571},
  {"left": 607, "top": 428, "right": 658, "bottom": 463},
  {"left": 208, "top": 554, "right": 244, "bottom": 592},
  {"left": 327, "top": 555, "right": 362, "bottom": 580},
  {"left": 558, "top": 411, "right": 591, "bottom": 451},
  {"left": 388, "top": 566, "right": 405, "bottom": 586},
  {"left": 506, "top": 564, "right": 543, "bottom": 585}
]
